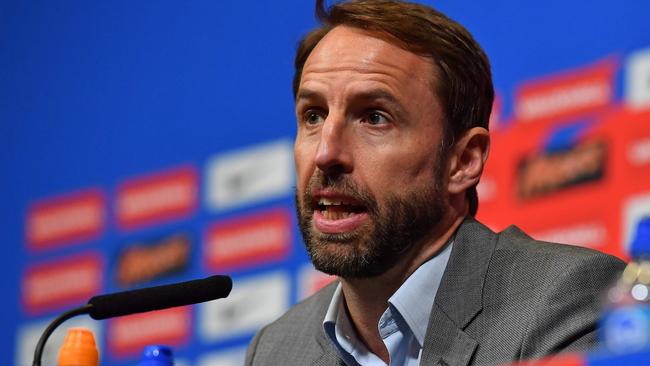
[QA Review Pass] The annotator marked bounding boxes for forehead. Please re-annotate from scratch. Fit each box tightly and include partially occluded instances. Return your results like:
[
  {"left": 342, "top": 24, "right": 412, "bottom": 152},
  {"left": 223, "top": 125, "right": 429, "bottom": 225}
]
[{"left": 300, "top": 25, "right": 436, "bottom": 93}]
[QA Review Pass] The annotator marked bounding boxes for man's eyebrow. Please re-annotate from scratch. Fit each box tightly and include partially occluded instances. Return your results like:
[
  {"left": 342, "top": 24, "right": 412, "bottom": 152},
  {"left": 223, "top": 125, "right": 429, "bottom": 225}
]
[
  {"left": 351, "top": 89, "right": 401, "bottom": 105},
  {"left": 296, "top": 89, "right": 402, "bottom": 104},
  {"left": 351, "top": 89, "right": 408, "bottom": 118}
]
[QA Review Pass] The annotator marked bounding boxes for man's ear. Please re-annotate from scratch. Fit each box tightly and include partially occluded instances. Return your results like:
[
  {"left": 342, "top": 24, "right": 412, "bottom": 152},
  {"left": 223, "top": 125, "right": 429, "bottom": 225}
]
[{"left": 447, "top": 127, "right": 490, "bottom": 194}]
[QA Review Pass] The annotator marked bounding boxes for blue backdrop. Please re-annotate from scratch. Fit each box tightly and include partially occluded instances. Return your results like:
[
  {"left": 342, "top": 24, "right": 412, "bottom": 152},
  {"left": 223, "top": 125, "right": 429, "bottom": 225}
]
[{"left": 2, "top": 1, "right": 649, "bottom": 365}]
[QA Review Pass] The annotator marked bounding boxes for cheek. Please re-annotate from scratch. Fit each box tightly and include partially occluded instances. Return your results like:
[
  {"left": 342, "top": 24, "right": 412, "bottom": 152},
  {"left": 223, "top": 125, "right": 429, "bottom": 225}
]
[
  {"left": 400, "top": 134, "right": 442, "bottom": 176},
  {"left": 361, "top": 144, "right": 439, "bottom": 192}
]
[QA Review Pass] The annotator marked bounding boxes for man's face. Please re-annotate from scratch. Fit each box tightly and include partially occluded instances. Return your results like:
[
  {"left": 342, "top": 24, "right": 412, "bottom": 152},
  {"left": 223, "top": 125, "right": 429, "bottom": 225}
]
[{"left": 294, "top": 26, "right": 449, "bottom": 278}]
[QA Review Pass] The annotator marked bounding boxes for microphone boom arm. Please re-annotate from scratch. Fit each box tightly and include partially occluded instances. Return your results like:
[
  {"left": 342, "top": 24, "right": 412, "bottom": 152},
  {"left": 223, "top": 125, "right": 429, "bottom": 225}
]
[
  {"left": 30, "top": 275, "right": 231, "bottom": 366},
  {"left": 32, "top": 303, "right": 93, "bottom": 366}
]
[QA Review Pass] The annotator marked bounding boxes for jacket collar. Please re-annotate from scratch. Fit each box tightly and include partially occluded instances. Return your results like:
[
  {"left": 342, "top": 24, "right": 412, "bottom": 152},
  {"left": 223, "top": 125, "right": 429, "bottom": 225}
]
[{"left": 421, "top": 217, "right": 498, "bottom": 366}]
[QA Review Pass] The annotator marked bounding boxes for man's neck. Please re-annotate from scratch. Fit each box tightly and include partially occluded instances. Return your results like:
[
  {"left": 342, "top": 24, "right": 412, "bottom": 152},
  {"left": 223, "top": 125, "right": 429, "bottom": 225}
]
[{"left": 339, "top": 214, "right": 465, "bottom": 363}]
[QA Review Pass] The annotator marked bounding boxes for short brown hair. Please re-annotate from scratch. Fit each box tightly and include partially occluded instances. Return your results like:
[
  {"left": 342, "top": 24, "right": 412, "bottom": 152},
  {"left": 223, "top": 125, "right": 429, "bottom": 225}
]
[{"left": 293, "top": 0, "right": 494, "bottom": 216}]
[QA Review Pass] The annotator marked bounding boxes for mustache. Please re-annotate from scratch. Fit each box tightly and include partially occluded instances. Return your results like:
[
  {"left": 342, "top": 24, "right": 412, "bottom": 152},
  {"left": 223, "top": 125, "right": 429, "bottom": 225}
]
[{"left": 302, "top": 172, "right": 377, "bottom": 212}]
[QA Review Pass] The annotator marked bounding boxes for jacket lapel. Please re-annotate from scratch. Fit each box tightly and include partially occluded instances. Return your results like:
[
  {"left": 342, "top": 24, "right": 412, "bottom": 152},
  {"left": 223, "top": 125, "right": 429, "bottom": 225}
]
[{"left": 421, "top": 218, "right": 498, "bottom": 366}]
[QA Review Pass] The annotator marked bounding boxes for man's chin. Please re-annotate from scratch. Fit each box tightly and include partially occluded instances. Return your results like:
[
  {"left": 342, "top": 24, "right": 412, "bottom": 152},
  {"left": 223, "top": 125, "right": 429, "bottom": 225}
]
[
  {"left": 305, "top": 237, "right": 392, "bottom": 278},
  {"left": 310, "top": 255, "right": 390, "bottom": 278}
]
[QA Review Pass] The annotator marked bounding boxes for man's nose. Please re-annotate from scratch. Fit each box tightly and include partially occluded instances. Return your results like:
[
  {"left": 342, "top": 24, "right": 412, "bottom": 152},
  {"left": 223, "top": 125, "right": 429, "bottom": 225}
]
[{"left": 314, "top": 116, "right": 352, "bottom": 175}]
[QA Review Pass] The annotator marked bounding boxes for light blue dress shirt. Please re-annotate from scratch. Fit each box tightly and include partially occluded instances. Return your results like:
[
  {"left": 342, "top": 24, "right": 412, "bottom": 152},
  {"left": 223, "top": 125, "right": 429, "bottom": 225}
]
[{"left": 323, "top": 242, "right": 453, "bottom": 366}]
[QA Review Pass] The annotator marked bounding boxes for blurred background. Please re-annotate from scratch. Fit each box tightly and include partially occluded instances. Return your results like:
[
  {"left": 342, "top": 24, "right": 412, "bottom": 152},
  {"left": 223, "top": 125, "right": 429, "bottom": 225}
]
[{"left": 1, "top": 0, "right": 649, "bottom": 365}]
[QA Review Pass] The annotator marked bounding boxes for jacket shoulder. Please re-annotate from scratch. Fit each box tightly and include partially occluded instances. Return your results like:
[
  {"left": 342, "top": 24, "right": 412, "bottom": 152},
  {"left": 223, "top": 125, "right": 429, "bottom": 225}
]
[
  {"left": 245, "top": 280, "right": 339, "bottom": 365},
  {"left": 497, "top": 224, "right": 624, "bottom": 264}
]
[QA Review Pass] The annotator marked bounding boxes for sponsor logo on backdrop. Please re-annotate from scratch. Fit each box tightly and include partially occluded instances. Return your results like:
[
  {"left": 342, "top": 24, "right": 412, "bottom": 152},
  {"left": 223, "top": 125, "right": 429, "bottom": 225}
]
[
  {"left": 114, "top": 232, "right": 191, "bottom": 288},
  {"left": 515, "top": 59, "right": 616, "bottom": 124},
  {"left": 107, "top": 306, "right": 190, "bottom": 357},
  {"left": 116, "top": 165, "right": 197, "bottom": 230},
  {"left": 16, "top": 316, "right": 101, "bottom": 366},
  {"left": 625, "top": 47, "right": 650, "bottom": 109},
  {"left": 298, "top": 263, "right": 336, "bottom": 300},
  {"left": 531, "top": 221, "right": 607, "bottom": 248},
  {"left": 199, "top": 271, "right": 289, "bottom": 341},
  {"left": 26, "top": 189, "right": 105, "bottom": 251},
  {"left": 22, "top": 253, "right": 103, "bottom": 315},
  {"left": 204, "top": 207, "right": 292, "bottom": 272},
  {"left": 197, "top": 347, "right": 247, "bottom": 366},
  {"left": 517, "top": 140, "right": 606, "bottom": 199},
  {"left": 205, "top": 139, "right": 293, "bottom": 211},
  {"left": 516, "top": 122, "right": 607, "bottom": 200}
]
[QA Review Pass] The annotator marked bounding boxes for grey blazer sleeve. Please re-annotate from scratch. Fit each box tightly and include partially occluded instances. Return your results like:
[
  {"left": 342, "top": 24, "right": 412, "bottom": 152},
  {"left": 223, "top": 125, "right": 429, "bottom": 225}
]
[{"left": 245, "top": 325, "right": 265, "bottom": 365}]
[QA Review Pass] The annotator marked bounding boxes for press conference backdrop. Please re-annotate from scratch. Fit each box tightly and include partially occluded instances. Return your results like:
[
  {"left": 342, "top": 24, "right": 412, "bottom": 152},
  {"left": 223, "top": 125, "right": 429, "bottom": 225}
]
[{"left": 1, "top": 0, "right": 649, "bottom": 365}]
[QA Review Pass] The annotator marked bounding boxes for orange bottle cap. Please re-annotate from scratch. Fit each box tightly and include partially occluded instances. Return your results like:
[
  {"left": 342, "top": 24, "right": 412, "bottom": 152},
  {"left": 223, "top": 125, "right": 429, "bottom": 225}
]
[{"left": 58, "top": 327, "right": 99, "bottom": 366}]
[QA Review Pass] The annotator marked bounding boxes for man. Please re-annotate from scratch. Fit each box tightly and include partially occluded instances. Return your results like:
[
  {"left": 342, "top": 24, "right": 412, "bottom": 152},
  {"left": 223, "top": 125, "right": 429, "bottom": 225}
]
[{"left": 245, "top": 1, "right": 625, "bottom": 365}]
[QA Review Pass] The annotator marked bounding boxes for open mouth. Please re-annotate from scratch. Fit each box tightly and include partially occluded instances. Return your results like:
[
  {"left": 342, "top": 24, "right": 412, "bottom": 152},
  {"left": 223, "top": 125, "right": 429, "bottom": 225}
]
[
  {"left": 308, "top": 189, "right": 371, "bottom": 234},
  {"left": 316, "top": 197, "right": 367, "bottom": 220}
]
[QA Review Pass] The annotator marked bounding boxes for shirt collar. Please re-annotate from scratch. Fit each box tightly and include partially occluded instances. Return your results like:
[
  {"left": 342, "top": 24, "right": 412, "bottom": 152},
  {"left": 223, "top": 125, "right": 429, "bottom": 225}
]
[
  {"left": 323, "top": 283, "right": 342, "bottom": 327},
  {"left": 388, "top": 241, "right": 453, "bottom": 346},
  {"left": 323, "top": 284, "right": 365, "bottom": 365}
]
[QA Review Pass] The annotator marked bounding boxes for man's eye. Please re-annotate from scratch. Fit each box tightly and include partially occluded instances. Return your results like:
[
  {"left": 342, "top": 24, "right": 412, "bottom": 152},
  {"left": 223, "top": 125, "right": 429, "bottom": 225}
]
[
  {"left": 303, "top": 111, "right": 325, "bottom": 125},
  {"left": 366, "top": 111, "right": 388, "bottom": 125}
]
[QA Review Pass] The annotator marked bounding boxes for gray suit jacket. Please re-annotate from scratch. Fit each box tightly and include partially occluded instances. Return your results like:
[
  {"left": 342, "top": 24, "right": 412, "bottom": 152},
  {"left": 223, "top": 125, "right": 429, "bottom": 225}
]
[{"left": 245, "top": 218, "right": 625, "bottom": 365}]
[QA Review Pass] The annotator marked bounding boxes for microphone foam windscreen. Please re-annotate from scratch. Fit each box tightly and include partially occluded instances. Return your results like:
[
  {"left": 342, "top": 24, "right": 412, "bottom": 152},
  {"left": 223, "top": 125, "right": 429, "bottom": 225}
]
[{"left": 87, "top": 275, "right": 232, "bottom": 320}]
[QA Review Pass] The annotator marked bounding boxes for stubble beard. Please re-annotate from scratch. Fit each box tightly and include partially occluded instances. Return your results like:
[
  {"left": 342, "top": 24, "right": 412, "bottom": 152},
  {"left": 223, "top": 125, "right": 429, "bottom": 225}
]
[{"left": 296, "top": 170, "right": 446, "bottom": 279}]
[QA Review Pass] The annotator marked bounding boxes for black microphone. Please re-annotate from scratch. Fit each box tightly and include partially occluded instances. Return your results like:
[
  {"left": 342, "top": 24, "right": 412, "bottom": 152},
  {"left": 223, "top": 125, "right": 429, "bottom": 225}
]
[
  {"left": 33, "top": 275, "right": 232, "bottom": 366},
  {"left": 88, "top": 274, "right": 232, "bottom": 319}
]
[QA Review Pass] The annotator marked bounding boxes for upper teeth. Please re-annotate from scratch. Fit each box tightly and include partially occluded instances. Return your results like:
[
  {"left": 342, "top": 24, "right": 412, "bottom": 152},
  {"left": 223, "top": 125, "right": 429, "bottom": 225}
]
[{"left": 319, "top": 198, "right": 349, "bottom": 205}]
